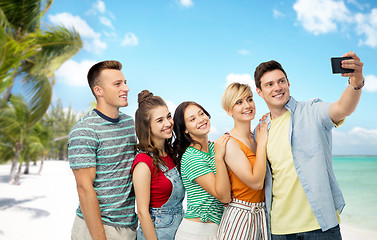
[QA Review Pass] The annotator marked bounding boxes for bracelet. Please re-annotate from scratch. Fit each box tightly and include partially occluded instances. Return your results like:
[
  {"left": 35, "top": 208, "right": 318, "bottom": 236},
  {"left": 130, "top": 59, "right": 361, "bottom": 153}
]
[{"left": 348, "top": 78, "right": 364, "bottom": 90}]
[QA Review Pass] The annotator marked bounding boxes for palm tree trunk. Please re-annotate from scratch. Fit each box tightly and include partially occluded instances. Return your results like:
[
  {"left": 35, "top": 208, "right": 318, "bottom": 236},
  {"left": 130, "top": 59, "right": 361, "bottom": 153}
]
[
  {"left": 15, "top": 162, "right": 23, "bottom": 184},
  {"left": 37, "top": 154, "right": 46, "bottom": 175},
  {"left": 9, "top": 142, "right": 22, "bottom": 184},
  {"left": 24, "top": 159, "right": 30, "bottom": 174}
]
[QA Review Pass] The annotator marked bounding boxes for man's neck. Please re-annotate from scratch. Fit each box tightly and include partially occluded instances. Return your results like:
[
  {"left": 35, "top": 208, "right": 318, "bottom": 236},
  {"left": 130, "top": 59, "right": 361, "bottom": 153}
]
[
  {"left": 269, "top": 107, "right": 288, "bottom": 120},
  {"left": 96, "top": 104, "right": 120, "bottom": 119}
]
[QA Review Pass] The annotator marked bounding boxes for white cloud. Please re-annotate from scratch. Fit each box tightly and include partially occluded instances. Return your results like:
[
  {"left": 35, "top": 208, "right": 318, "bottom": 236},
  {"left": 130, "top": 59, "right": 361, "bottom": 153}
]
[
  {"left": 364, "top": 74, "right": 377, "bottom": 92},
  {"left": 99, "top": 16, "right": 114, "bottom": 30},
  {"left": 121, "top": 32, "right": 139, "bottom": 47},
  {"left": 180, "top": 0, "right": 194, "bottom": 7},
  {"left": 292, "top": 1, "right": 377, "bottom": 49},
  {"left": 273, "top": 9, "right": 285, "bottom": 18},
  {"left": 355, "top": 9, "right": 377, "bottom": 48},
  {"left": 103, "top": 31, "right": 118, "bottom": 38},
  {"left": 226, "top": 73, "right": 256, "bottom": 94},
  {"left": 333, "top": 127, "right": 377, "bottom": 154},
  {"left": 91, "top": 0, "right": 106, "bottom": 14},
  {"left": 347, "top": 0, "right": 368, "bottom": 10},
  {"left": 293, "top": 0, "right": 351, "bottom": 35},
  {"left": 49, "top": 13, "right": 99, "bottom": 38},
  {"left": 84, "top": 38, "right": 107, "bottom": 55},
  {"left": 48, "top": 12, "right": 107, "bottom": 54},
  {"left": 55, "top": 59, "right": 97, "bottom": 87},
  {"left": 237, "top": 49, "right": 250, "bottom": 55}
]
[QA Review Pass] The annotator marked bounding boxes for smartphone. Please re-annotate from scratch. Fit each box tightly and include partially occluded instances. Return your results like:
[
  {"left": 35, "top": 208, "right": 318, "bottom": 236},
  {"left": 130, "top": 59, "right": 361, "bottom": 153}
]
[{"left": 331, "top": 57, "right": 354, "bottom": 74}]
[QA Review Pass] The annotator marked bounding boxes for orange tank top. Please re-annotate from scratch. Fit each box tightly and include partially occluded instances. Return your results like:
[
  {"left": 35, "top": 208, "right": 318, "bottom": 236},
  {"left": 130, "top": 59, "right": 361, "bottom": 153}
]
[{"left": 228, "top": 137, "right": 265, "bottom": 203}]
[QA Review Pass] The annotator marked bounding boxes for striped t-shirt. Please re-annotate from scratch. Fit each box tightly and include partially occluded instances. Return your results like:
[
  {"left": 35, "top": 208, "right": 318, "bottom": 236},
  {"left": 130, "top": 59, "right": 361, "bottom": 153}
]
[
  {"left": 68, "top": 109, "right": 137, "bottom": 229},
  {"left": 181, "top": 141, "right": 225, "bottom": 225}
]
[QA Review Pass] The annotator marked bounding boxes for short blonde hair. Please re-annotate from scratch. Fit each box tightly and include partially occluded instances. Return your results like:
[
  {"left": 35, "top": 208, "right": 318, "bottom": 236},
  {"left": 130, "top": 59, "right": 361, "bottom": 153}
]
[{"left": 221, "top": 82, "right": 253, "bottom": 112}]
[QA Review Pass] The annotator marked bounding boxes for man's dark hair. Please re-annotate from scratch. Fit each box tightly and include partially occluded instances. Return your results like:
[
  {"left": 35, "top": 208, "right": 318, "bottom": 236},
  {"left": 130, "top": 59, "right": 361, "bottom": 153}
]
[
  {"left": 87, "top": 60, "right": 122, "bottom": 96},
  {"left": 254, "top": 60, "right": 288, "bottom": 90}
]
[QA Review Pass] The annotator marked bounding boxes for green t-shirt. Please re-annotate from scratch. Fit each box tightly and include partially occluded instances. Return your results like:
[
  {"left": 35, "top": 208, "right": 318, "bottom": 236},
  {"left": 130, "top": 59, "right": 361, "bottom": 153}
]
[{"left": 181, "top": 141, "right": 224, "bottom": 225}]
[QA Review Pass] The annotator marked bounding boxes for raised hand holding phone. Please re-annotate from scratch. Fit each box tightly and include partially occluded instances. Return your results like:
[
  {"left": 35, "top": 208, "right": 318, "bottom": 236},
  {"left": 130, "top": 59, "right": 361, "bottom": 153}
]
[{"left": 341, "top": 51, "right": 364, "bottom": 90}]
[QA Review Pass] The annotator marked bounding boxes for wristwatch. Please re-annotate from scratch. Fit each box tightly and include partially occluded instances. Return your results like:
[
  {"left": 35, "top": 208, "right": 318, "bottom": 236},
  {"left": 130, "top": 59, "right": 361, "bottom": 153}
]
[{"left": 348, "top": 78, "right": 364, "bottom": 90}]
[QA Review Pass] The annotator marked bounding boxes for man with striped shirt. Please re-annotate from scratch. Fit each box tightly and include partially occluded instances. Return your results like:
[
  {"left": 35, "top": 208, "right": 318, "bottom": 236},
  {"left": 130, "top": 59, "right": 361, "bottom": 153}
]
[{"left": 69, "top": 60, "right": 137, "bottom": 240}]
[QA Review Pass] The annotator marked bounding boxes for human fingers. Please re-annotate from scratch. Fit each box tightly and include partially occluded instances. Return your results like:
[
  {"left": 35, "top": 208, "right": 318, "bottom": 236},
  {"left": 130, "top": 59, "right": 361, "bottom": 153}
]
[
  {"left": 259, "top": 112, "right": 269, "bottom": 122},
  {"left": 342, "top": 51, "right": 360, "bottom": 61},
  {"left": 215, "top": 133, "right": 230, "bottom": 144}
]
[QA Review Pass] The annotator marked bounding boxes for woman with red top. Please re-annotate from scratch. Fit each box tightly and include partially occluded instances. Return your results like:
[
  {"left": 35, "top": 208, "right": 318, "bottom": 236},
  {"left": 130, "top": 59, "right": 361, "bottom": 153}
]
[{"left": 132, "top": 90, "right": 184, "bottom": 240}]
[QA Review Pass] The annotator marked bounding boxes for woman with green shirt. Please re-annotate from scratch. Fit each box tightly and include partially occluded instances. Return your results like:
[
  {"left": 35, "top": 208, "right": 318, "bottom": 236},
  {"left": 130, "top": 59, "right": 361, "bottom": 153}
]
[{"left": 173, "top": 101, "right": 231, "bottom": 240}]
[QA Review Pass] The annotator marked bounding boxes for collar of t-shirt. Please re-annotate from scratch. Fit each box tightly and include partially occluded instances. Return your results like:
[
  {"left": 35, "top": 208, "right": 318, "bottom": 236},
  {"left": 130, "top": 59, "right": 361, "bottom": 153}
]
[{"left": 93, "top": 108, "right": 120, "bottom": 123}]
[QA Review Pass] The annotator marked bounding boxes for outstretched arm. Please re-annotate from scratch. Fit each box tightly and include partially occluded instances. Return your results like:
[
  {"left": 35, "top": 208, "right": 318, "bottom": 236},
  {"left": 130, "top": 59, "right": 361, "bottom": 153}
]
[
  {"left": 329, "top": 51, "right": 364, "bottom": 124},
  {"left": 195, "top": 134, "right": 231, "bottom": 203},
  {"left": 72, "top": 167, "right": 107, "bottom": 240}
]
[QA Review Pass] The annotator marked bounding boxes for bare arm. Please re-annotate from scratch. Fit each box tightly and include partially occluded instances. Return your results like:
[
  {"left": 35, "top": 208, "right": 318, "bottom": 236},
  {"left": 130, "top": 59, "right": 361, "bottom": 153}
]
[
  {"left": 329, "top": 51, "right": 364, "bottom": 123},
  {"left": 225, "top": 123, "right": 268, "bottom": 190},
  {"left": 194, "top": 134, "right": 231, "bottom": 203},
  {"left": 133, "top": 163, "right": 157, "bottom": 240},
  {"left": 72, "top": 167, "right": 106, "bottom": 240}
]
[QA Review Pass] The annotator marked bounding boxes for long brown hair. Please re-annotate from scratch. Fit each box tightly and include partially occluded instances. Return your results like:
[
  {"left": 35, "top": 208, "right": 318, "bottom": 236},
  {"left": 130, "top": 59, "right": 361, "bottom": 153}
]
[
  {"left": 135, "top": 90, "right": 175, "bottom": 172},
  {"left": 172, "top": 101, "right": 211, "bottom": 170}
]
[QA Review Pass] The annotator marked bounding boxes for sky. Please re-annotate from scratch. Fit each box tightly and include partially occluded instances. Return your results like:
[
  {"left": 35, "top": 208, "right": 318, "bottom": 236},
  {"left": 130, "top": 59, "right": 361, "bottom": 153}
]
[{"left": 44, "top": 0, "right": 377, "bottom": 155}]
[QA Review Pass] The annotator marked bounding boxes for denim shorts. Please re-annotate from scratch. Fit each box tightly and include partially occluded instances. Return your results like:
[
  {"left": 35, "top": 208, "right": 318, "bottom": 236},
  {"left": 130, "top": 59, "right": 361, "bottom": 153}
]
[{"left": 137, "top": 207, "right": 184, "bottom": 240}]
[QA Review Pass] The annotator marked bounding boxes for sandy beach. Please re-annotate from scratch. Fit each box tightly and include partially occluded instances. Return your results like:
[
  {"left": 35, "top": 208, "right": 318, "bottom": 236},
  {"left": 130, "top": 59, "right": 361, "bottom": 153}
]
[{"left": 0, "top": 160, "right": 376, "bottom": 240}]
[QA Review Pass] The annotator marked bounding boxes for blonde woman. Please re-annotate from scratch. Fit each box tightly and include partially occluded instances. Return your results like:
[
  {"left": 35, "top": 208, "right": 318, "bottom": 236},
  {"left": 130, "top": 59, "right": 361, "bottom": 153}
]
[{"left": 216, "top": 82, "right": 268, "bottom": 240}]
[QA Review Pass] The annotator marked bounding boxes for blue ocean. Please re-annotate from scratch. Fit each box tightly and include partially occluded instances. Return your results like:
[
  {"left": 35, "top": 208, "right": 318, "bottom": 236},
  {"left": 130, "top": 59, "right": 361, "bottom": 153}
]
[{"left": 333, "top": 156, "right": 377, "bottom": 230}]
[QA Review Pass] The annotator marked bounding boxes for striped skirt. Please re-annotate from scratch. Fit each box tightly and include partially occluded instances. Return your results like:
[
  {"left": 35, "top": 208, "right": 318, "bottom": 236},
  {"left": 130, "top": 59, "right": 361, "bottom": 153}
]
[{"left": 216, "top": 198, "right": 268, "bottom": 240}]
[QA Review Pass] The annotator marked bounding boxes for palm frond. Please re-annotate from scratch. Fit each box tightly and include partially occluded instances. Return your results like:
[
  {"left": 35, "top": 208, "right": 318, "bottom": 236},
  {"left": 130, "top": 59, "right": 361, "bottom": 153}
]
[
  {"left": 0, "top": 0, "right": 42, "bottom": 36},
  {"left": 0, "top": 6, "right": 12, "bottom": 32},
  {"left": 22, "top": 74, "right": 52, "bottom": 126},
  {"left": 0, "top": 32, "right": 39, "bottom": 92},
  {"left": 41, "top": 0, "right": 54, "bottom": 17},
  {"left": 25, "top": 26, "right": 82, "bottom": 76},
  {"left": 0, "top": 141, "right": 14, "bottom": 163}
]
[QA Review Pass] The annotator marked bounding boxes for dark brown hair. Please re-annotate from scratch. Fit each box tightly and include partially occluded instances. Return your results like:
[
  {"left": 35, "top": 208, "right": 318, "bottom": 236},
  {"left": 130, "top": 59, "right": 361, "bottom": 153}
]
[
  {"left": 172, "top": 101, "right": 211, "bottom": 169},
  {"left": 254, "top": 60, "right": 288, "bottom": 90},
  {"left": 87, "top": 60, "right": 122, "bottom": 97},
  {"left": 135, "top": 90, "right": 175, "bottom": 172}
]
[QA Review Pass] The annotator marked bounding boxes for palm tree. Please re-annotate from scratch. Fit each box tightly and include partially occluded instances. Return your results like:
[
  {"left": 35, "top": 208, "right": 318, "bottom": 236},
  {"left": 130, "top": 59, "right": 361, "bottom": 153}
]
[
  {"left": 23, "top": 122, "right": 49, "bottom": 175},
  {"left": 34, "top": 119, "right": 53, "bottom": 174},
  {"left": 42, "top": 99, "right": 80, "bottom": 161},
  {"left": 0, "top": 0, "right": 82, "bottom": 119},
  {"left": 0, "top": 1, "right": 82, "bottom": 182},
  {"left": 0, "top": 95, "right": 47, "bottom": 183},
  {"left": 0, "top": 8, "right": 38, "bottom": 93}
]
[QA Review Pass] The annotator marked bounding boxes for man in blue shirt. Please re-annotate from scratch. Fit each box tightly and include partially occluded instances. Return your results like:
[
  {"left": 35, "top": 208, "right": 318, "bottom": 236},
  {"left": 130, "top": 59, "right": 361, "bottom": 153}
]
[{"left": 254, "top": 51, "right": 364, "bottom": 240}]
